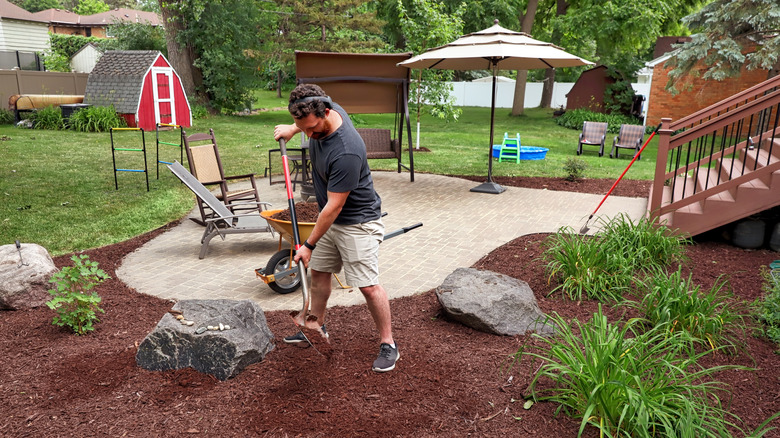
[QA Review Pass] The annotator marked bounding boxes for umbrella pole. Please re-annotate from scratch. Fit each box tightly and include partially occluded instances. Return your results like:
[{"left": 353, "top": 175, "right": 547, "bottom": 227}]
[{"left": 470, "top": 60, "right": 506, "bottom": 194}]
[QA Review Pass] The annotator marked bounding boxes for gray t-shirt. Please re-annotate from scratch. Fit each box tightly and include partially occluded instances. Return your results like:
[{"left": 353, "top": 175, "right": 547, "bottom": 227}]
[{"left": 308, "top": 102, "right": 382, "bottom": 225}]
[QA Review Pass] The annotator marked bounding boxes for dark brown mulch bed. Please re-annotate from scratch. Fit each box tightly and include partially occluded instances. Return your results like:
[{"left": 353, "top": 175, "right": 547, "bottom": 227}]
[{"left": 1, "top": 178, "right": 778, "bottom": 437}]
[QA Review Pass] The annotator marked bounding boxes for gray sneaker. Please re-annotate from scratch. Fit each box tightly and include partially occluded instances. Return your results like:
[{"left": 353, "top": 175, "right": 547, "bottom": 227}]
[
  {"left": 372, "top": 343, "right": 399, "bottom": 372},
  {"left": 283, "top": 324, "right": 328, "bottom": 344}
]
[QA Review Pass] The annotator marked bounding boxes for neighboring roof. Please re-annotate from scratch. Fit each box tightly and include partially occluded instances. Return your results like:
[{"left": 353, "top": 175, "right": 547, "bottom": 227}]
[
  {"left": 84, "top": 50, "right": 162, "bottom": 114},
  {"left": 72, "top": 42, "right": 102, "bottom": 57},
  {"left": 0, "top": 0, "right": 48, "bottom": 23},
  {"left": 653, "top": 36, "right": 691, "bottom": 59},
  {"left": 82, "top": 8, "right": 161, "bottom": 26},
  {"left": 31, "top": 8, "right": 81, "bottom": 24}
]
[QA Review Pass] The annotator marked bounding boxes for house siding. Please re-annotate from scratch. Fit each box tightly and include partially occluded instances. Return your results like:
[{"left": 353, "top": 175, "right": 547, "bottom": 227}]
[{"left": 0, "top": 19, "right": 49, "bottom": 51}]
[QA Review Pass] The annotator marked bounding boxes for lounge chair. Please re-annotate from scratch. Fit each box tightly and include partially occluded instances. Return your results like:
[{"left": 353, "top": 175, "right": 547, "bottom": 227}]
[
  {"left": 168, "top": 161, "right": 274, "bottom": 259},
  {"left": 183, "top": 129, "right": 262, "bottom": 225},
  {"left": 610, "top": 124, "right": 645, "bottom": 159},
  {"left": 577, "top": 121, "right": 608, "bottom": 157}
]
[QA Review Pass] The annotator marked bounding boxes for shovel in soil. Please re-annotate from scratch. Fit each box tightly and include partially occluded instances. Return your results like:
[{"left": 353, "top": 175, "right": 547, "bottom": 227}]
[{"left": 277, "top": 138, "right": 329, "bottom": 353}]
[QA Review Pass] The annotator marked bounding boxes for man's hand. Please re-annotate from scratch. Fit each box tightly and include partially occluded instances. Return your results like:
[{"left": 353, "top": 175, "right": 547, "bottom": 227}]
[
  {"left": 294, "top": 245, "right": 312, "bottom": 268},
  {"left": 274, "top": 124, "right": 300, "bottom": 141}
]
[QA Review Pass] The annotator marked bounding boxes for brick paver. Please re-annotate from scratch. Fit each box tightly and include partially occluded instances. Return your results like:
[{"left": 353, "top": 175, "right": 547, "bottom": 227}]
[{"left": 116, "top": 172, "right": 647, "bottom": 311}]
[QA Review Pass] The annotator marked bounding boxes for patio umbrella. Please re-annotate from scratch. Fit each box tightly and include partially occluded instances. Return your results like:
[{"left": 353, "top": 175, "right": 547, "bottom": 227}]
[{"left": 398, "top": 20, "right": 594, "bottom": 194}]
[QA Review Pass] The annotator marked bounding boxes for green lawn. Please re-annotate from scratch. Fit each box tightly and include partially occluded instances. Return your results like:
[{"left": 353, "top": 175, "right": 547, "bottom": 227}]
[{"left": 0, "top": 92, "right": 657, "bottom": 255}]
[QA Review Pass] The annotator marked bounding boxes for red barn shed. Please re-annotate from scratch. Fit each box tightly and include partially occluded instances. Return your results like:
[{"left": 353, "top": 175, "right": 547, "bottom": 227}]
[
  {"left": 84, "top": 50, "right": 191, "bottom": 130},
  {"left": 565, "top": 65, "right": 615, "bottom": 113}
]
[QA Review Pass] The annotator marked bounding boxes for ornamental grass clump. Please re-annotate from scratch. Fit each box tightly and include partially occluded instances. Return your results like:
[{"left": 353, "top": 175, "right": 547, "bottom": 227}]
[
  {"left": 30, "top": 105, "right": 65, "bottom": 130},
  {"left": 542, "top": 228, "right": 631, "bottom": 301},
  {"left": 542, "top": 215, "right": 687, "bottom": 302},
  {"left": 68, "top": 105, "right": 125, "bottom": 132},
  {"left": 632, "top": 267, "right": 747, "bottom": 352},
  {"left": 516, "top": 306, "right": 748, "bottom": 438},
  {"left": 46, "top": 254, "right": 109, "bottom": 335},
  {"left": 753, "top": 266, "right": 780, "bottom": 348}
]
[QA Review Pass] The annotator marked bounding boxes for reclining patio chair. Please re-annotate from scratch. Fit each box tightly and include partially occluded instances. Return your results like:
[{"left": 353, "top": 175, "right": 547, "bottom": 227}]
[
  {"left": 577, "top": 121, "right": 608, "bottom": 157},
  {"left": 168, "top": 161, "right": 274, "bottom": 259},
  {"left": 183, "top": 128, "right": 262, "bottom": 225},
  {"left": 610, "top": 124, "right": 645, "bottom": 159}
]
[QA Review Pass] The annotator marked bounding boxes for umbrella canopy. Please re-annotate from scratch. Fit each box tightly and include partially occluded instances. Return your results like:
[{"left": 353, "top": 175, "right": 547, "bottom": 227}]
[{"left": 399, "top": 22, "right": 594, "bottom": 193}]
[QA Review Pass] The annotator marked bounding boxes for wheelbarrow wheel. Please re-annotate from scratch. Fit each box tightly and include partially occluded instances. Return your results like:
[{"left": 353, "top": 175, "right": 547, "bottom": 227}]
[{"left": 266, "top": 249, "right": 301, "bottom": 294}]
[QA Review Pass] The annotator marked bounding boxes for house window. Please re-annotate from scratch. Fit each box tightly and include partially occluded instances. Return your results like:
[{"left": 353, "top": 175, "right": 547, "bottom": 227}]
[{"left": 86, "top": 28, "right": 92, "bottom": 37}]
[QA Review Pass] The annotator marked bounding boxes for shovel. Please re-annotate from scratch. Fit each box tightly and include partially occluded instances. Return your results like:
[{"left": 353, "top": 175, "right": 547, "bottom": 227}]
[{"left": 277, "top": 138, "right": 328, "bottom": 350}]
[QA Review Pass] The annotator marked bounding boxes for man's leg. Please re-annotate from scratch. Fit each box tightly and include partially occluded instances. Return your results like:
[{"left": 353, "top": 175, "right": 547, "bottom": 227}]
[
  {"left": 307, "top": 269, "right": 332, "bottom": 328},
  {"left": 360, "top": 284, "right": 393, "bottom": 344}
]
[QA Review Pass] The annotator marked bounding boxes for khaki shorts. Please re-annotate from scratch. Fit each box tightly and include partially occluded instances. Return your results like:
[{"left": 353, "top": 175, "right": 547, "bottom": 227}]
[{"left": 309, "top": 219, "right": 384, "bottom": 288}]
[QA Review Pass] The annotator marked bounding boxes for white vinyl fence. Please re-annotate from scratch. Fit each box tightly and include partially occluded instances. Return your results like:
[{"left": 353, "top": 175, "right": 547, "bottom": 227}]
[{"left": 446, "top": 81, "right": 651, "bottom": 113}]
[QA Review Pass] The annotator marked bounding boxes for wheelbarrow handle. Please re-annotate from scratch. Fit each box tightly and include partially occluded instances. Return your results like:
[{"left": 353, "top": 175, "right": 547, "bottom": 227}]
[{"left": 383, "top": 222, "right": 423, "bottom": 240}]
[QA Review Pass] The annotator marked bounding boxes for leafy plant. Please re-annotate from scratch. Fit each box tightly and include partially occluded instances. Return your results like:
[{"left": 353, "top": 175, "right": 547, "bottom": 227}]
[
  {"left": 46, "top": 254, "right": 110, "bottom": 335},
  {"left": 633, "top": 267, "right": 747, "bottom": 351},
  {"left": 30, "top": 105, "right": 65, "bottom": 130},
  {"left": 0, "top": 108, "right": 13, "bottom": 125},
  {"left": 754, "top": 266, "right": 780, "bottom": 347},
  {"left": 597, "top": 213, "right": 688, "bottom": 273},
  {"left": 563, "top": 157, "right": 587, "bottom": 181},
  {"left": 555, "top": 108, "right": 649, "bottom": 134},
  {"left": 542, "top": 227, "right": 632, "bottom": 301},
  {"left": 68, "top": 105, "right": 126, "bottom": 132},
  {"left": 517, "top": 306, "right": 748, "bottom": 438}
]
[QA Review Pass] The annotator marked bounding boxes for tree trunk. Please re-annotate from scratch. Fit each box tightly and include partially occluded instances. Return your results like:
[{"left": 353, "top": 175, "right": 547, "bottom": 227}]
[
  {"left": 510, "top": 0, "right": 539, "bottom": 116},
  {"left": 540, "top": 0, "right": 569, "bottom": 109},
  {"left": 540, "top": 68, "right": 555, "bottom": 108},
  {"left": 158, "top": 0, "right": 205, "bottom": 103}
]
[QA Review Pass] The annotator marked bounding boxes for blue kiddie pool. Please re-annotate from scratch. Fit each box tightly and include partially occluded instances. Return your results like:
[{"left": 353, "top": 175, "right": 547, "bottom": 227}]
[{"left": 492, "top": 145, "right": 549, "bottom": 160}]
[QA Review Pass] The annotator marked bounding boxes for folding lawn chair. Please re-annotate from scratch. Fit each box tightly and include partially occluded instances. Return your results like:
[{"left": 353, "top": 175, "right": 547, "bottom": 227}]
[{"left": 168, "top": 161, "right": 275, "bottom": 259}]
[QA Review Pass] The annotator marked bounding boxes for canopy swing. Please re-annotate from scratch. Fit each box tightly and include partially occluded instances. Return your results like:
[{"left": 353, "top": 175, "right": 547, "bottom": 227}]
[{"left": 295, "top": 51, "right": 415, "bottom": 182}]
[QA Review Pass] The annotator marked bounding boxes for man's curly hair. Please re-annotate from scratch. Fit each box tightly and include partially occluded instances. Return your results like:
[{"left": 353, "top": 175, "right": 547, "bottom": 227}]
[{"left": 288, "top": 84, "right": 330, "bottom": 119}]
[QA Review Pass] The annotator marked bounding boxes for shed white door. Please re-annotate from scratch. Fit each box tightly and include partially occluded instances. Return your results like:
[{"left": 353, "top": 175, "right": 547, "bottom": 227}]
[{"left": 151, "top": 67, "right": 177, "bottom": 125}]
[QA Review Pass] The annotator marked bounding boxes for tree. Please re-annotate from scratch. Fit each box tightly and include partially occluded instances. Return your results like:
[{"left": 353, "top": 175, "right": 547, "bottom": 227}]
[
  {"left": 398, "top": 0, "right": 465, "bottom": 126},
  {"left": 108, "top": 21, "right": 167, "bottom": 53},
  {"left": 158, "top": 0, "right": 267, "bottom": 112},
  {"left": 666, "top": 0, "right": 780, "bottom": 92},
  {"left": 20, "top": 0, "right": 61, "bottom": 13},
  {"left": 510, "top": 0, "right": 539, "bottom": 116},
  {"left": 74, "top": 0, "right": 109, "bottom": 15}
]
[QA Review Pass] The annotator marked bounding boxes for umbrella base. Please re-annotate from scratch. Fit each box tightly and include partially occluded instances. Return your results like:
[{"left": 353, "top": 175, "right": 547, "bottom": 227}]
[{"left": 469, "top": 181, "right": 506, "bottom": 194}]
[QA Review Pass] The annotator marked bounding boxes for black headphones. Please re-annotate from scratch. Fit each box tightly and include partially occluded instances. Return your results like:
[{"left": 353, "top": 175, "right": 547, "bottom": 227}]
[{"left": 289, "top": 95, "right": 333, "bottom": 111}]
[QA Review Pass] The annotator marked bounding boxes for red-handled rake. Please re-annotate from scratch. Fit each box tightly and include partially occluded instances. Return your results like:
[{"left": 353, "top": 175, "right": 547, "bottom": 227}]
[{"left": 579, "top": 123, "right": 663, "bottom": 234}]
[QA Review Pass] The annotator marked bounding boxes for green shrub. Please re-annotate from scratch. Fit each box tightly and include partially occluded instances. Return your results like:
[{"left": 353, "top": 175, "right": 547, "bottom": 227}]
[
  {"left": 633, "top": 267, "right": 747, "bottom": 351},
  {"left": 68, "top": 105, "right": 126, "bottom": 132},
  {"left": 542, "top": 228, "right": 632, "bottom": 301},
  {"left": 190, "top": 103, "right": 209, "bottom": 120},
  {"left": 542, "top": 215, "right": 686, "bottom": 302},
  {"left": 517, "top": 306, "right": 748, "bottom": 438},
  {"left": 0, "top": 108, "right": 13, "bottom": 125},
  {"left": 30, "top": 105, "right": 65, "bottom": 130},
  {"left": 563, "top": 157, "right": 587, "bottom": 181},
  {"left": 46, "top": 254, "right": 109, "bottom": 335},
  {"left": 597, "top": 213, "right": 689, "bottom": 274},
  {"left": 755, "top": 266, "right": 780, "bottom": 347},
  {"left": 556, "top": 108, "right": 648, "bottom": 134}
]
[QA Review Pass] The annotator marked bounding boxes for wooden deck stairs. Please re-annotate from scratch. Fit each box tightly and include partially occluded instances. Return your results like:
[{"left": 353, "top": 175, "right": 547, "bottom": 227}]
[{"left": 648, "top": 75, "right": 780, "bottom": 237}]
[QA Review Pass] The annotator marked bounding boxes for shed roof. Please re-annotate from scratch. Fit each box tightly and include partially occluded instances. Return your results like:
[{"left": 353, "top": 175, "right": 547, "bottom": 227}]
[{"left": 84, "top": 50, "right": 161, "bottom": 114}]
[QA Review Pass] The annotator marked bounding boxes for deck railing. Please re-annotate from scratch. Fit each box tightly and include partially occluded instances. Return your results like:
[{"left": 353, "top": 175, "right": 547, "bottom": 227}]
[{"left": 649, "top": 74, "right": 780, "bottom": 218}]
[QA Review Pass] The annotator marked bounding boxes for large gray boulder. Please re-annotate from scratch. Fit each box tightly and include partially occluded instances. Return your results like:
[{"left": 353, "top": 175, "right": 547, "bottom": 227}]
[
  {"left": 0, "top": 243, "right": 57, "bottom": 310},
  {"left": 136, "top": 299, "right": 274, "bottom": 380},
  {"left": 436, "top": 268, "right": 555, "bottom": 336}
]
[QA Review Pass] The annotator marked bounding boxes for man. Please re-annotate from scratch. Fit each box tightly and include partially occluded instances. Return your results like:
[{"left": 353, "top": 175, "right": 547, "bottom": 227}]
[{"left": 273, "top": 83, "right": 399, "bottom": 373}]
